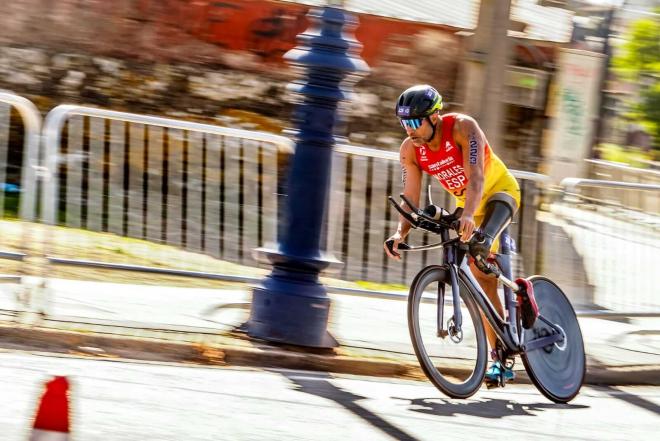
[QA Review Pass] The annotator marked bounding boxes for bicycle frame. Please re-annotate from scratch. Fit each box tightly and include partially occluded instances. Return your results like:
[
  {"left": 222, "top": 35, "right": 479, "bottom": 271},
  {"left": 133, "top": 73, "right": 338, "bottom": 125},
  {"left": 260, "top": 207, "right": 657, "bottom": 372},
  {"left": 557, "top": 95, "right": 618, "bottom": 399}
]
[
  {"left": 387, "top": 194, "right": 564, "bottom": 356},
  {"left": 456, "top": 252, "right": 522, "bottom": 352},
  {"left": 442, "top": 230, "right": 565, "bottom": 355}
]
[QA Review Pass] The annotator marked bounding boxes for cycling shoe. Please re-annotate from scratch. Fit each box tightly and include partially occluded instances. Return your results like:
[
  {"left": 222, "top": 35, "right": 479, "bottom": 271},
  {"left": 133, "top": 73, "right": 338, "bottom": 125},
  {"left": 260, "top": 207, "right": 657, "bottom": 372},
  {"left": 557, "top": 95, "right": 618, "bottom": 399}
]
[{"left": 485, "top": 361, "right": 515, "bottom": 388}]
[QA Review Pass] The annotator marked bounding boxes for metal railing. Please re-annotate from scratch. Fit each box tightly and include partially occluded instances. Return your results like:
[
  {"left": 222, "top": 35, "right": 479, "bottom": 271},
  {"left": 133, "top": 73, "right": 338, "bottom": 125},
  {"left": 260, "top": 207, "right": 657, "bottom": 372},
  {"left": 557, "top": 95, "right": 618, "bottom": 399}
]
[
  {"left": 548, "top": 177, "right": 660, "bottom": 313},
  {"left": 0, "top": 91, "right": 42, "bottom": 221},
  {"left": 562, "top": 178, "right": 660, "bottom": 193},
  {"left": 0, "top": 91, "right": 42, "bottom": 293},
  {"left": 38, "top": 104, "right": 550, "bottom": 285},
  {"left": 0, "top": 94, "right": 654, "bottom": 318},
  {"left": 586, "top": 159, "right": 660, "bottom": 214},
  {"left": 41, "top": 105, "right": 292, "bottom": 268}
]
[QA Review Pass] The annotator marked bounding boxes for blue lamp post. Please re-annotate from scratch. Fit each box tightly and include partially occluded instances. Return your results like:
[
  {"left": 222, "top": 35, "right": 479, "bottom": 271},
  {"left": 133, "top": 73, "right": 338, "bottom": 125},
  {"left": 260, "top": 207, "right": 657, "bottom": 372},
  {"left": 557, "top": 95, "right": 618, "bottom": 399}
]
[{"left": 247, "top": 3, "right": 369, "bottom": 347}]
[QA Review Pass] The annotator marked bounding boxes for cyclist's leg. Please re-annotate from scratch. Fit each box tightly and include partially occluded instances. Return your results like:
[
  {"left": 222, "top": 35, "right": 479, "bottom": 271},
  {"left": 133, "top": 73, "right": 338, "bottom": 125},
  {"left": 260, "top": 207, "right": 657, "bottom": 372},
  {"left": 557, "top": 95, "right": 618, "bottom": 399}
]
[
  {"left": 469, "top": 194, "right": 518, "bottom": 384},
  {"left": 471, "top": 258, "right": 501, "bottom": 349},
  {"left": 470, "top": 250, "right": 508, "bottom": 384},
  {"left": 470, "top": 192, "right": 518, "bottom": 271},
  {"left": 472, "top": 193, "right": 517, "bottom": 255}
]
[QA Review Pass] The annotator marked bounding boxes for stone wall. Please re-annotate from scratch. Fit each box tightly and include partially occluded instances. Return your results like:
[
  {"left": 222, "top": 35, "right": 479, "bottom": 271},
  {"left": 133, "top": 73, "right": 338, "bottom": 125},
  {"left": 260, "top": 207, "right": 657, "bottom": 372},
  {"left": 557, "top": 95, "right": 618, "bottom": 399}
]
[{"left": 0, "top": 0, "right": 462, "bottom": 148}]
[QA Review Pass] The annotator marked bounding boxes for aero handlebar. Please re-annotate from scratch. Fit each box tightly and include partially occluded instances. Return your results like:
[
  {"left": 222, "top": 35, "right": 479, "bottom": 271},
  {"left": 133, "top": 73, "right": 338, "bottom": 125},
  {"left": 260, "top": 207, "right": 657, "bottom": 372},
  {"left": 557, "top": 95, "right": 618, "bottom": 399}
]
[{"left": 385, "top": 195, "right": 464, "bottom": 254}]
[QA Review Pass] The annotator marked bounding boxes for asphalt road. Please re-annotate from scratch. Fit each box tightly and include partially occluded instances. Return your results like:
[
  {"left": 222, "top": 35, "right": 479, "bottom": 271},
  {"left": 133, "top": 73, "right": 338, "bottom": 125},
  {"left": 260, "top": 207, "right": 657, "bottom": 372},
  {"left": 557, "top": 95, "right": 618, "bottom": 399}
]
[{"left": 2, "top": 351, "right": 658, "bottom": 441}]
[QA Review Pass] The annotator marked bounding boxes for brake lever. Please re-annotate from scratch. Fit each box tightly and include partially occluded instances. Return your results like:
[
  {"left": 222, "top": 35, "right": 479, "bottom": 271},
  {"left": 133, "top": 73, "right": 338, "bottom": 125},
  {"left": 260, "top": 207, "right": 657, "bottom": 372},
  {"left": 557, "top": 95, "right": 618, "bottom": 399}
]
[
  {"left": 384, "top": 239, "right": 411, "bottom": 257},
  {"left": 386, "top": 239, "right": 443, "bottom": 254}
]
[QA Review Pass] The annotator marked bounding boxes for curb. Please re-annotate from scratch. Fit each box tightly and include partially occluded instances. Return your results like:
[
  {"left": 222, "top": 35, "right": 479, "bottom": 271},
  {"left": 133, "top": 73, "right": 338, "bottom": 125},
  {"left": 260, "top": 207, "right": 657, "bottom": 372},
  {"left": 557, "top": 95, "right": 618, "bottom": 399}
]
[
  {"left": 0, "top": 325, "right": 409, "bottom": 377},
  {"left": 0, "top": 325, "right": 207, "bottom": 363},
  {"left": 0, "top": 325, "right": 657, "bottom": 387},
  {"left": 584, "top": 365, "right": 660, "bottom": 387}
]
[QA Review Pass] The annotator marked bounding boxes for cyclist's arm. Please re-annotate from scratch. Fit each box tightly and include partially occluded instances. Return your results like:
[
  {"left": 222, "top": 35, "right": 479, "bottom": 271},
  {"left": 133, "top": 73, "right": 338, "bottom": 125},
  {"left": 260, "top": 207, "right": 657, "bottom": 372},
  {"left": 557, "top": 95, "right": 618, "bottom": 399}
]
[
  {"left": 454, "top": 116, "right": 485, "bottom": 238},
  {"left": 397, "top": 139, "right": 422, "bottom": 239}
]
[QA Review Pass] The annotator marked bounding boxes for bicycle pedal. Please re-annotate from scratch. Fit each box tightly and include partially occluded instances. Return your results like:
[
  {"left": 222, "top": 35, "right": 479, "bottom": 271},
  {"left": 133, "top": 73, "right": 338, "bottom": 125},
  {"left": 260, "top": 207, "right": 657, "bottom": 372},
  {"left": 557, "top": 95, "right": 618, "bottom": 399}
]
[
  {"left": 484, "top": 376, "right": 506, "bottom": 389},
  {"left": 485, "top": 380, "right": 500, "bottom": 389}
]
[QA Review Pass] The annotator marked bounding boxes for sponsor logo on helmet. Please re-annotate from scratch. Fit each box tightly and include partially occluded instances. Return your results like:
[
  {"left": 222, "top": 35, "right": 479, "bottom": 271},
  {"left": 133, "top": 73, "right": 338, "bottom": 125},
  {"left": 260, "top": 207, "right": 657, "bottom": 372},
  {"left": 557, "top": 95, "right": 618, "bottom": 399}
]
[
  {"left": 397, "top": 106, "right": 411, "bottom": 117},
  {"left": 425, "top": 89, "right": 435, "bottom": 98}
]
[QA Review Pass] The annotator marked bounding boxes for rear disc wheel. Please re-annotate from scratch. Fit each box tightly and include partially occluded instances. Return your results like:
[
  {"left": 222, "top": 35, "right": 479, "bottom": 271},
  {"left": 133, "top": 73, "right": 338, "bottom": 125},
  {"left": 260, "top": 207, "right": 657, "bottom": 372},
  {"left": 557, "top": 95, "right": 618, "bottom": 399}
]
[{"left": 521, "top": 276, "right": 585, "bottom": 403}]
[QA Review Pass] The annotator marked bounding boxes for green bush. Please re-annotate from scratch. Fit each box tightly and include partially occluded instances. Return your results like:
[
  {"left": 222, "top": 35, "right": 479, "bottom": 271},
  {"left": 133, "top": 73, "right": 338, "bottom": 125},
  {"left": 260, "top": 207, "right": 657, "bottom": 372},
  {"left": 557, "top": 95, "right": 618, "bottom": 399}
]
[{"left": 597, "top": 143, "right": 653, "bottom": 168}]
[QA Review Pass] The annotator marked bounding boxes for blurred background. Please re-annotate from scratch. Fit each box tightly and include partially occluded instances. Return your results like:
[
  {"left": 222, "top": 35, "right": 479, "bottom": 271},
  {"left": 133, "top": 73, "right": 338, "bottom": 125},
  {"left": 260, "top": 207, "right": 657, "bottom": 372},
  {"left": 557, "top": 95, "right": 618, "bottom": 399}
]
[{"left": 0, "top": 0, "right": 658, "bottom": 324}]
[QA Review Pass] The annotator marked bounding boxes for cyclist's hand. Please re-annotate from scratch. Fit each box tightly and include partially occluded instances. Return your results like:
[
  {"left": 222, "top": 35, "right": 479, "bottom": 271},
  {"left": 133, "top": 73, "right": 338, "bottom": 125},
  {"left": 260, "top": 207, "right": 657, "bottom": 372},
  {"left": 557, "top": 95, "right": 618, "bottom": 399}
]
[
  {"left": 459, "top": 214, "right": 476, "bottom": 242},
  {"left": 384, "top": 233, "right": 403, "bottom": 260}
]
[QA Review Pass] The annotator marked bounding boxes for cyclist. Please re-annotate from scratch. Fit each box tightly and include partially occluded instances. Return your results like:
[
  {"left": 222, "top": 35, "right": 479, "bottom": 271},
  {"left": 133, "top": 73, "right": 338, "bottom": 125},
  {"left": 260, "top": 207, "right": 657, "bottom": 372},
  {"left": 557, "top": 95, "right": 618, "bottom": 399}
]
[{"left": 384, "top": 84, "right": 523, "bottom": 387}]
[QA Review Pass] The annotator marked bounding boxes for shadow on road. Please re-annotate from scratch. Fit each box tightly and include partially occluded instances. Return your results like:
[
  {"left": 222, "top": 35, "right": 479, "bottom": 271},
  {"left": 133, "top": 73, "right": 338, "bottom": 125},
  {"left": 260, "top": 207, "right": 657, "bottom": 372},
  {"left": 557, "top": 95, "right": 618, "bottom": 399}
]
[
  {"left": 397, "top": 396, "right": 588, "bottom": 419},
  {"left": 604, "top": 386, "right": 660, "bottom": 416},
  {"left": 278, "top": 371, "right": 420, "bottom": 441}
]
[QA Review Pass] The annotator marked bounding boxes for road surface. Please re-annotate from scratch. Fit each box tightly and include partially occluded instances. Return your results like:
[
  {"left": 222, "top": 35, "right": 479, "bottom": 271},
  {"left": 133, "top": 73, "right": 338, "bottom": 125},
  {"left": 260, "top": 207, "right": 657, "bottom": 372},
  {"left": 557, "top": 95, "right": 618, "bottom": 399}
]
[{"left": 1, "top": 351, "right": 658, "bottom": 440}]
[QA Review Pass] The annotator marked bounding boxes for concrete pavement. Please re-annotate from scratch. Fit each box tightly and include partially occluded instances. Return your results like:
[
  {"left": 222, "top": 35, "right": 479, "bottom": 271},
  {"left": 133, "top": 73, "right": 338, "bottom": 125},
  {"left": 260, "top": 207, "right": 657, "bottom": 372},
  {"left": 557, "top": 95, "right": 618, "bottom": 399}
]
[{"left": 0, "top": 277, "right": 658, "bottom": 386}]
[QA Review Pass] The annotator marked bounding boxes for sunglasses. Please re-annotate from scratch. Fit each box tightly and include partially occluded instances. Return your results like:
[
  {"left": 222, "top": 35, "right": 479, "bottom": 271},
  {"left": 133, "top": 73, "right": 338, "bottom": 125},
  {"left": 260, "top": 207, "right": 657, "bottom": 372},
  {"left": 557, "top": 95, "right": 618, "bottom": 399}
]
[{"left": 399, "top": 118, "right": 424, "bottom": 130}]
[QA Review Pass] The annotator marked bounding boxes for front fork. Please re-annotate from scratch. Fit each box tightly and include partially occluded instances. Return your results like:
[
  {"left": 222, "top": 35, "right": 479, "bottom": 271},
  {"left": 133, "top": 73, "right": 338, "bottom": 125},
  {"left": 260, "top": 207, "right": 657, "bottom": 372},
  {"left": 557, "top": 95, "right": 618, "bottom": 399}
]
[
  {"left": 436, "top": 282, "right": 448, "bottom": 338},
  {"left": 437, "top": 244, "right": 463, "bottom": 340},
  {"left": 436, "top": 233, "right": 464, "bottom": 338},
  {"left": 447, "top": 263, "right": 463, "bottom": 340}
]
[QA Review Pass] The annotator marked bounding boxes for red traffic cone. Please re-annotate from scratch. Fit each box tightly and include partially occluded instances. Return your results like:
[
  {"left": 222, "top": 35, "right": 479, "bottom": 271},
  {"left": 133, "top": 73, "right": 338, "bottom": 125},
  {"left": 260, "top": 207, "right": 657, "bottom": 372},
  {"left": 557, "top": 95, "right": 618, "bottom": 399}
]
[{"left": 29, "top": 376, "right": 71, "bottom": 441}]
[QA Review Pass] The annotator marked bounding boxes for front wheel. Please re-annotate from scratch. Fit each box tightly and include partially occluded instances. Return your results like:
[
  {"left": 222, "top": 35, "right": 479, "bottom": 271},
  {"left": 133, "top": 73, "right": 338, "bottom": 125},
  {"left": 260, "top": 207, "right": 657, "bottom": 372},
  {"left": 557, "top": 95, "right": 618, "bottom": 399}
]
[
  {"left": 521, "top": 276, "right": 586, "bottom": 403},
  {"left": 408, "top": 265, "right": 488, "bottom": 399}
]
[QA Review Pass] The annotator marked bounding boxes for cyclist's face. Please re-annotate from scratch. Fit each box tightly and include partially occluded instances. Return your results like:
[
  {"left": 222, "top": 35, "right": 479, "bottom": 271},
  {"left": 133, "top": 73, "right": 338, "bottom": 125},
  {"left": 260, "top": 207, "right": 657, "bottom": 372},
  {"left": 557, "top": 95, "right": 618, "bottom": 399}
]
[{"left": 401, "top": 116, "right": 431, "bottom": 146}]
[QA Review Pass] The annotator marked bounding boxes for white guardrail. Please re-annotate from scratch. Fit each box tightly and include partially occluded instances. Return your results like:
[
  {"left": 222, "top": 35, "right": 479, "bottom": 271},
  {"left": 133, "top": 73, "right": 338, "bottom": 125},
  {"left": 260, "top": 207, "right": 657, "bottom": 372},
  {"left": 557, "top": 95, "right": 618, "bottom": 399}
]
[
  {"left": 38, "top": 104, "right": 550, "bottom": 284},
  {"left": 561, "top": 177, "right": 660, "bottom": 193},
  {"left": 41, "top": 105, "right": 294, "bottom": 226},
  {"left": 6, "top": 93, "right": 655, "bottom": 317},
  {"left": 0, "top": 91, "right": 42, "bottom": 221},
  {"left": 556, "top": 177, "right": 659, "bottom": 315}
]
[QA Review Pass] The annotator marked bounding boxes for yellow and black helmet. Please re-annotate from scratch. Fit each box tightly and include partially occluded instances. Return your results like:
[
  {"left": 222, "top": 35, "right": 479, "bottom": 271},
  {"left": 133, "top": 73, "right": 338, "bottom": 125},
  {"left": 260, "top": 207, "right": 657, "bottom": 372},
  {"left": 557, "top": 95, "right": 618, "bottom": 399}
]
[{"left": 395, "top": 85, "right": 443, "bottom": 120}]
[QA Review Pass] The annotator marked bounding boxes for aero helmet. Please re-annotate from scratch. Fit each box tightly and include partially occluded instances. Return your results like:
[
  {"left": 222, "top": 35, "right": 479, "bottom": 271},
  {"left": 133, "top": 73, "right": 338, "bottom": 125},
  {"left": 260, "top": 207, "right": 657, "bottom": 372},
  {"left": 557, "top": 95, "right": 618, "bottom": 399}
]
[{"left": 395, "top": 85, "right": 443, "bottom": 121}]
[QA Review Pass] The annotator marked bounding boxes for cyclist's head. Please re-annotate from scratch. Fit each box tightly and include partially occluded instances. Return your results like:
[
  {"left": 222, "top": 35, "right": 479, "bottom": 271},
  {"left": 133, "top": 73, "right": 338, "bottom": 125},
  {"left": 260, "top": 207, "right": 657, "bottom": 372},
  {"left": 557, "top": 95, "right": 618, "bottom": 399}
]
[{"left": 395, "top": 85, "right": 443, "bottom": 132}]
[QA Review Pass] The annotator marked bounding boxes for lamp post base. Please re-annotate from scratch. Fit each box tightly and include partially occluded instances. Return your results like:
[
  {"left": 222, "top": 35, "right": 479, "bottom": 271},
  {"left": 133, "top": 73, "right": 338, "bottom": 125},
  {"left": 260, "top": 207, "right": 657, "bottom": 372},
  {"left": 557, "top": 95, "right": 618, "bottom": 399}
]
[
  {"left": 247, "top": 248, "right": 339, "bottom": 348},
  {"left": 249, "top": 285, "right": 338, "bottom": 348}
]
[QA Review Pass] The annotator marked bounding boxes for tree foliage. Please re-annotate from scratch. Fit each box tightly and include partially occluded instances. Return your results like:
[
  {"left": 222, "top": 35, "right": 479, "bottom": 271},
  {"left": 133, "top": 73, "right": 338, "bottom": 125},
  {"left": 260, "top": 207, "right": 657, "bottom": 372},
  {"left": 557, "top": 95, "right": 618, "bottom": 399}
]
[
  {"left": 639, "top": 81, "right": 660, "bottom": 148},
  {"left": 613, "top": 16, "right": 660, "bottom": 77},
  {"left": 612, "top": 9, "right": 660, "bottom": 149}
]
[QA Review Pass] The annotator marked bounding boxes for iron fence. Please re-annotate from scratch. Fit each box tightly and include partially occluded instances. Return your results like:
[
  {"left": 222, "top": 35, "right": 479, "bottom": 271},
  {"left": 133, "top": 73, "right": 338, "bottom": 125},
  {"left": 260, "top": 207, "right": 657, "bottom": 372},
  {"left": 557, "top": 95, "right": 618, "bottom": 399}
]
[
  {"left": 3, "top": 93, "right": 655, "bottom": 318},
  {"left": 545, "top": 177, "right": 660, "bottom": 312},
  {"left": 0, "top": 91, "right": 41, "bottom": 220},
  {"left": 41, "top": 105, "right": 290, "bottom": 271}
]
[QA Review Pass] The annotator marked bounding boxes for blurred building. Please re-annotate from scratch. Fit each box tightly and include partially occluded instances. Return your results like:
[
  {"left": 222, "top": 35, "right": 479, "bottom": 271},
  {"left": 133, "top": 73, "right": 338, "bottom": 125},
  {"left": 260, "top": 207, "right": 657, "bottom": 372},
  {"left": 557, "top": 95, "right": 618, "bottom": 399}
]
[
  {"left": 563, "top": 0, "right": 658, "bottom": 156},
  {"left": 0, "top": 0, "right": 611, "bottom": 172},
  {"left": 285, "top": 0, "right": 576, "bottom": 170}
]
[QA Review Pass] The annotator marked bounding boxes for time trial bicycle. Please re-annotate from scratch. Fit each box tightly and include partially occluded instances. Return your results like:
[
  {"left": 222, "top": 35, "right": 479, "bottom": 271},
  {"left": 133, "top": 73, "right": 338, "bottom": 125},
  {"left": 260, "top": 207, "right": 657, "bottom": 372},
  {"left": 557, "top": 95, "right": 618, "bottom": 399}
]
[{"left": 385, "top": 194, "right": 585, "bottom": 403}]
